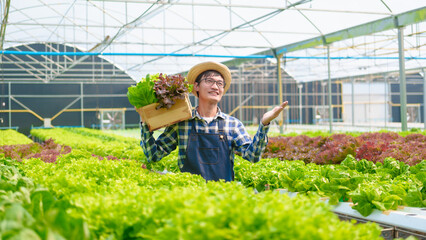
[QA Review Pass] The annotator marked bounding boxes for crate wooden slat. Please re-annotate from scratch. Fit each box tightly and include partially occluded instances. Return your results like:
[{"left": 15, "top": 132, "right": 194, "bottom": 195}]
[{"left": 141, "top": 94, "right": 192, "bottom": 131}]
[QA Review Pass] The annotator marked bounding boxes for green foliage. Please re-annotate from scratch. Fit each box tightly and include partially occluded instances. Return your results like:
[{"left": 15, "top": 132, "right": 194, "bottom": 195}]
[
  {"left": 30, "top": 128, "right": 145, "bottom": 160},
  {"left": 341, "top": 154, "right": 377, "bottom": 174},
  {"left": 377, "top": 157, "right": 411, "bottom": 178},
  {"left": 0, "top": 157, "right": 92, "bottom": 240},
  {"left": 144, "top": 149, "right": 181, "bottom": 173},
  {"left": 127, "top": 73, "right": 159, "bottom": 108},
  {"left": 30, "top": 127, "right": 183, "bottom": 172},
  {"left": 0, "top": 129, "right": 33, "bottom": 145},
  {"left": 18, "top": 128, "right": 426, "bottom": 235},
  {"left": 410, "top": 160, "right": 426, "bottom": 175},
  {"left": 127, "top": 73, "right": 193, "bottom": 109},
  {"left": 407, "top": 160, "right": 426, "bottom": 207},
  {"left": 19, "top": 155, "right": 382, "bottom": 240},
  {"left": 348, "top": 182, "right": 405, "bottom": 216},
  {"left": 234, "top": 155, "right": 426, "bottom": 216}
]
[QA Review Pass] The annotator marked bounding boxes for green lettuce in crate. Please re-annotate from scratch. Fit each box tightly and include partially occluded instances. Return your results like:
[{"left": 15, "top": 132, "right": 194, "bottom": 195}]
[{"left": 127, "top": 73, "right": 159, "bottom": 108}]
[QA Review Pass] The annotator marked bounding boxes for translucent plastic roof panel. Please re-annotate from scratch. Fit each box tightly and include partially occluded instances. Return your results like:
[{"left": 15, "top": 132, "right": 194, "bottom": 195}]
[{"left": 2, "top": 0, "right": 425, "bottom": 82}]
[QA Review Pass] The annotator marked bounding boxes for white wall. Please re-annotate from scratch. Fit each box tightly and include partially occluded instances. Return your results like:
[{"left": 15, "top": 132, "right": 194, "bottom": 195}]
[{"left": 342, "top": 82, "right": 390, "bottom": 123}]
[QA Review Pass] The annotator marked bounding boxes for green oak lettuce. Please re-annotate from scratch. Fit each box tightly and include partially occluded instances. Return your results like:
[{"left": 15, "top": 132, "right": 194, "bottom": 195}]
[{"left": 127, "top": 74, "right": 159, "bottom": 108}]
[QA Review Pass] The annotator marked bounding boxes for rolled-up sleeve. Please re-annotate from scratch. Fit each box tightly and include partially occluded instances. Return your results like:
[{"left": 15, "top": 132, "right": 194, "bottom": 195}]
[{"left": 233, "top": 121, "right": 269, "bottom": 163}]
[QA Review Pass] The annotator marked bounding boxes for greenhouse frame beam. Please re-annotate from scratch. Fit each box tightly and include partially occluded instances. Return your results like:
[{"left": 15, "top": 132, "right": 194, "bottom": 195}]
[
  {"left": 276, "top": 53, "right": 284, "bottom": 134},
  {"left": 47, "top": 0, "right": 174, "bottom": 82},
  {"left": 91, "top": 0, "right": 393, "bottom": 16},
  {"left": 327, "top": 46, "right": 332, "bottom": 133},
  {"left": 275, "top": 6, "right": 426, "bottom": 55},
  {"left": 224, "top": 6, "right": 425, "bottom": 68},
  {"left": 398, "top": 27, "right": 407, "bottom": 132},
  {"left": 46, "top": 36, "right": 110, "bottom": 82},
  {"left": 2, "top": 54, "right": 45, "bottom": 81},
  {"left": 135, "top": 0, "right": 310, "bottom": 68},
  {"left": 423, "top": 69, "right": 426, "bottom": 130},
  {"left": 313, "top": 67, "right": 426, "bottom": 83},
  {"left": 5, "top": 22, "right": 319, "bottom": 38},
  {"left": 0, "top": 0, "right": 11, "bottom": 50},
  {"left": 228, "top": 95, "right": 254, "bottom": 116},
  {"left": 9, "top": 96, "right": 44, "bottom": 121},
  {"left": 50, "top": 96, "right": 81, "bottom": 121}
]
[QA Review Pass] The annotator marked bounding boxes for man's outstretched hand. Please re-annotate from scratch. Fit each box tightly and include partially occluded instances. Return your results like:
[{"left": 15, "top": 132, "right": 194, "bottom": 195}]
[{"left": 261, "top": 101, "right": 288, "bottom": 126}]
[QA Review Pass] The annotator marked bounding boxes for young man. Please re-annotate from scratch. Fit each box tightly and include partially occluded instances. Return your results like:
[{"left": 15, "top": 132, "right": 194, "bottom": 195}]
[{"left": 137, "top": 61, "right": 288, "bottom": 181}]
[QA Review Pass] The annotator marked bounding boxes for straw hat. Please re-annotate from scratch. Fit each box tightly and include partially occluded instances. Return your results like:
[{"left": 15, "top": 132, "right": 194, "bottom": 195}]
[{"left": 187, "top": 61, "right": 232, "bottom": 96}]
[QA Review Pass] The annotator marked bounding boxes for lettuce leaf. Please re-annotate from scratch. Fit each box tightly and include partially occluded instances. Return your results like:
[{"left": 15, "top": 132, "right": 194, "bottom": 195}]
[
  {"left": 127, "top": 74, "right": 159, "bottom": 108},
  {"left": 153, "top": 73, "right": 192, "bottom": 109}
]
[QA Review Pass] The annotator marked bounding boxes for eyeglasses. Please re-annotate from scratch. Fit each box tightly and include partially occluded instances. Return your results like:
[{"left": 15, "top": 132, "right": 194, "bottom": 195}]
[{"left": 202, "top": 78, "right": 226, "bottom": 88}]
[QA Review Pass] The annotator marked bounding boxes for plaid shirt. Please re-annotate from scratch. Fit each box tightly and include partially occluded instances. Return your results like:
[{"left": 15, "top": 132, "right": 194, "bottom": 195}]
[{"left": 140, "top": 107, "right": 269, "bottom": 168}]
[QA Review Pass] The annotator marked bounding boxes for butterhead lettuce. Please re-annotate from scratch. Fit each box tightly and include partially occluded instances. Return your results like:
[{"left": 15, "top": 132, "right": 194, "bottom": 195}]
[{"left": 127, "top": 74, "right": 159, "bottom": 108}]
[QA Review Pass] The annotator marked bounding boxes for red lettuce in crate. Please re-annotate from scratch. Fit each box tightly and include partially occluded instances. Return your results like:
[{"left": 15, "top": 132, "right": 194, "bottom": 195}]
[{"left": 153, "top": 73, "right": 193, "bottom": 109}]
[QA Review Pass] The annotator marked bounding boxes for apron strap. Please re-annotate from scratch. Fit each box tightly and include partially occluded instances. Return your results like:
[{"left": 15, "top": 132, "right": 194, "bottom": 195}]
[
  {"left": 218, "top": 118, "right": 225, "bottom": 134},
  {"left": 191, "top": 118, "right": 197, "bottom": 133}
]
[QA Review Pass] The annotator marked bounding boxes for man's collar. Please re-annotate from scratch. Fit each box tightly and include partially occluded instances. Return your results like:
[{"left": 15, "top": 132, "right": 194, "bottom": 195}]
[{"left": 192, "top": 106, "right": 225, "bottom": 120}]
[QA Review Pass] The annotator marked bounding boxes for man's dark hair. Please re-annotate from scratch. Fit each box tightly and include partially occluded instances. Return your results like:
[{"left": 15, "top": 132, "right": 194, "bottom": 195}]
[
  {"left": 195, "top": 70, "right": 223, "bottom": 83},
  {"left": 194, "top": 70, "right": 224, "bottom": 97}
]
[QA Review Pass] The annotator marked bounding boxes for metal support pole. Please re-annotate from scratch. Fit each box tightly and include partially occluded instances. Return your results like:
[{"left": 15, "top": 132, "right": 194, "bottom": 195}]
[
  {"left": 8, "top": 82, "right": 11, "bottom": 128},
  {"left": 277, "top": 54, "right": 284, "bottom": 134},
  {"left": 298, "top": 84, "right": 303, "bottom": 124},
  {"left": 238, "top": 66, "right": 243, "bottom": 122},
  {"left": 321, "top": 81, "right": 326, "bottom": 125},
  {"left": 100, "top": 111, "right": 104, "bottom": 130},
  {"left": 397, "top": 27, "right": 407, "bottom": 131},
  {"left": 384, "top": 74, "right": 388, "bottom": 129},
  {"left": 351, "top": 77, "right": 354, "bottom": 127},
  {"left": 122, "top": 109, "right": 125, "bottom": 130},
  {"left": 80, "top": 82, "right": 84, "bottom": 127},
  {"left": 327, "top": 45, "right": 333, "bottom": 133},
  {"left": 423, "top": 69, "right": 426, "bottom": 130}
]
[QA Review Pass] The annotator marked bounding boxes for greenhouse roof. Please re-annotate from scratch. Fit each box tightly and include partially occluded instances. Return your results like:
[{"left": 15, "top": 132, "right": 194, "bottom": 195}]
[{"left": 1, "top": 0, "right": 425, "bottom": 82}]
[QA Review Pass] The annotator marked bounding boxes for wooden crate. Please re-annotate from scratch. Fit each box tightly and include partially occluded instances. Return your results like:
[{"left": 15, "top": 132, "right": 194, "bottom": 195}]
[{"left": 140, "top": 94, "right": 192, "bottom": 131}]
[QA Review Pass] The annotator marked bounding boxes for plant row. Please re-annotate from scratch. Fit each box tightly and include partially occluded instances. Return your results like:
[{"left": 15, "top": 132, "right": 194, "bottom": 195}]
[
  {"left": 1, "top": 128, "right": 174, "bottom": 172},
  {"left": 0, "top": 138, "right": 71, "bottom": 163},
  {"left": 16, "top": 152, "right": 383, "bottom": 240},
  {"left": 0, "top": 157, "right": 91, "bottom": 239},
  {"left": 235, "top": 154, "right": 426, "bottom": 216},
  {"left": 0, "top": 129, "right": 33, "bottom": 145},
  {"left": 9, "top": 128, "right": 426, "bottom": 217},
  {"left": 263, "top": 132, "right": 426, "bottom": 165},
  {"left": 271, "top": 129, "right": 426, "bottom": 138},
  {"left": 30, "top": 128, "right": 145, "bottom": 160}
]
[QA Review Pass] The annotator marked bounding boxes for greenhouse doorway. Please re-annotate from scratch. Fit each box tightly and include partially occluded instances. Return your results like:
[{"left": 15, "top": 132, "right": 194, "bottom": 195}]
[
  {"left": 407, "top": 105, "right": 421, "bottom": 123},
  {"left": 314, "top": 106, "right": 330, "bottom": 124},
  {"left": 100, "top": 109, "right": 125, "bottom": 130}
]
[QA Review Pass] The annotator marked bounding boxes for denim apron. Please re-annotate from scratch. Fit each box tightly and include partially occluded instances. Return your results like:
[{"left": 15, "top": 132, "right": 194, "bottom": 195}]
[{"left": 182, "top": 119, "right": 233, "bottom": 181}]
